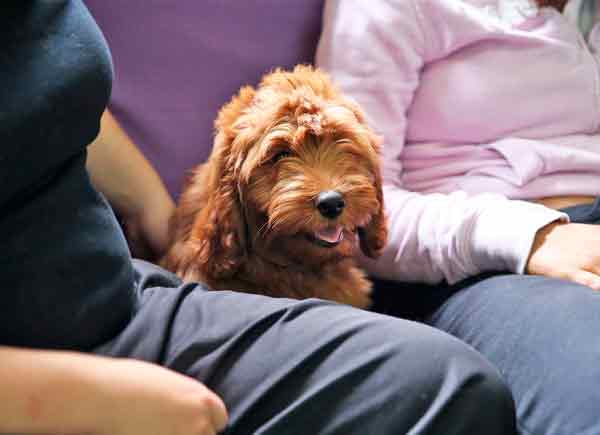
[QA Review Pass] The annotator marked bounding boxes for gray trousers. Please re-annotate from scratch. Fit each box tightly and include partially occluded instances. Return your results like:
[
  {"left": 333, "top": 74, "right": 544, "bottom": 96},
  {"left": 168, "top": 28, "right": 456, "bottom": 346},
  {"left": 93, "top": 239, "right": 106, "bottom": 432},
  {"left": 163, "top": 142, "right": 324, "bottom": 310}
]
[{"left": 96, "top": 261, "right": 515, "bottom": 435}]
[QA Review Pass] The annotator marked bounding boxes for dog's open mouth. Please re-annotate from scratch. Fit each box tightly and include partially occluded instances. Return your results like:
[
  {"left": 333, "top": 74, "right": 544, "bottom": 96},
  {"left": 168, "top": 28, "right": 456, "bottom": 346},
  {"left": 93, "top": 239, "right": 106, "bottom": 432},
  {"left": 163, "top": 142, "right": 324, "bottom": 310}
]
[{"left": 307, "top": 225, "right": 344, "bottom": 248}]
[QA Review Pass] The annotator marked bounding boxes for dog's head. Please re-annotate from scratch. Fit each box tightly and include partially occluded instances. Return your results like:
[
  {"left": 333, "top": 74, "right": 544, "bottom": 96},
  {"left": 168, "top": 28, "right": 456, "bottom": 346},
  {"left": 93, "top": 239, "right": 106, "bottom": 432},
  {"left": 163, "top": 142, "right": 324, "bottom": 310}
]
[{"left": 177, "top": 66, "right": 387, "bottom": 280}]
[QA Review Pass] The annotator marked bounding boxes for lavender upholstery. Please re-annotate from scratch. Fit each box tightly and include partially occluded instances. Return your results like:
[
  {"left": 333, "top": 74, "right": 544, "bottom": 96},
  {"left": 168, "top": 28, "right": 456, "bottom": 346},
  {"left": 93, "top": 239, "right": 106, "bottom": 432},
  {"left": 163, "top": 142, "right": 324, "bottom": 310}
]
[{"left": 86, "top": 0, "right": 325, "bottom": 199}]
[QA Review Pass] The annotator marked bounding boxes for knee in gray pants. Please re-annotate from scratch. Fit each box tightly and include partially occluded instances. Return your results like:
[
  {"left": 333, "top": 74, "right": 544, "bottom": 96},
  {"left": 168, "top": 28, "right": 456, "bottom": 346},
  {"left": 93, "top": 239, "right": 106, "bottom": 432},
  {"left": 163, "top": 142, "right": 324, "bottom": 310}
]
[{"left": 365, "top": 322, "right": 516, "bottom": 435}]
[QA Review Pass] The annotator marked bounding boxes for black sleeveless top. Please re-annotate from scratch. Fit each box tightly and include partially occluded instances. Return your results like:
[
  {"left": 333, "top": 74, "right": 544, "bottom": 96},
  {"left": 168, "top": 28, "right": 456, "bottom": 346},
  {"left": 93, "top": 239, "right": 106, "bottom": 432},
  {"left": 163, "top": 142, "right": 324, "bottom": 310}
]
[{"left": 0, "top": 1, "right": 135, "bottom": 350}]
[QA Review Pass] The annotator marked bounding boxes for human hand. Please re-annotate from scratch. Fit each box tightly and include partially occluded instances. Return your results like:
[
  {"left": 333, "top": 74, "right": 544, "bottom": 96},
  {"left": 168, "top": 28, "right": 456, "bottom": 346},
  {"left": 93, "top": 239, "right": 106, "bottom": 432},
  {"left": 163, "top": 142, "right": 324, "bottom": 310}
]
[
  {"left": 87, "top": 110, "right": 177, "bottom": 261},
  {"left": 96, "top": 358, "right": 228, "bottom": 435},
  {"left": 526, "top": 221, "right": 600, "bottom": 290},
  {"left": 120, "top": 191, "right": 176, "bottom": 261}
]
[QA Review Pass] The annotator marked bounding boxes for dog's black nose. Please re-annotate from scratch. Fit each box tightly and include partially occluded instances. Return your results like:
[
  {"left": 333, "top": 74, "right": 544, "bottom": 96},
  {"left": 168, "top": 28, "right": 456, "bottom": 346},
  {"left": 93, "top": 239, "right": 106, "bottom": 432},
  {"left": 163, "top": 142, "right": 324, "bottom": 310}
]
[{"left": 316, "top": 191, "right": 345, "bottom": 219}]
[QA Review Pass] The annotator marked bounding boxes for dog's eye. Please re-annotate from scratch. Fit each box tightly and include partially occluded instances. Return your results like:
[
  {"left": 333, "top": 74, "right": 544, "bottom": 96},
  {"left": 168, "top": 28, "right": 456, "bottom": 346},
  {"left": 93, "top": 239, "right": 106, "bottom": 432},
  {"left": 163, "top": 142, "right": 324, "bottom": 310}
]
[{"left": 271, "top": 150, "right": 292, "bottom": 163}]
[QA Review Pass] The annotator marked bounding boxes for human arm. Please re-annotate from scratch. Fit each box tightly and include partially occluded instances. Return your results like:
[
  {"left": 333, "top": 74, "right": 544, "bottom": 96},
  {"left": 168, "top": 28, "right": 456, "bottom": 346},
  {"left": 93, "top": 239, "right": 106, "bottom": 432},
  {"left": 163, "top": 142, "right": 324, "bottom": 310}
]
[
  {"left": 316, "top": 0, "right": 566, "bottom": 284},
  {"left": 0, "top": 346, "right": 228, "bottom": 435},
  {"left": 87, "top": 110, "right": 175, "bottom": 260}
]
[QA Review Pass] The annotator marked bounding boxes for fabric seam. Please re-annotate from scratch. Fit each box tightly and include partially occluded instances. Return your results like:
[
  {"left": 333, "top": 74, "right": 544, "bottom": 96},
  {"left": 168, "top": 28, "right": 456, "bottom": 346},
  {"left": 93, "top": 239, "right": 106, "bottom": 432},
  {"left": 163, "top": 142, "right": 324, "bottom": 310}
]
[{"left": 412, "top": 0, "right": 433, "bottom": 60}]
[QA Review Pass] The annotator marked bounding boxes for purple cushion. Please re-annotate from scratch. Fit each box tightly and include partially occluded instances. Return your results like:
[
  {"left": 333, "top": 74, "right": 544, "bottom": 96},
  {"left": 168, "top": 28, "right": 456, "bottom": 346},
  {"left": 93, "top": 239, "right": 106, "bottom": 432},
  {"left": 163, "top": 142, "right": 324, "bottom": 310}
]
[{"left": 85, "top": 0, "right": 325, "bottom": 199}]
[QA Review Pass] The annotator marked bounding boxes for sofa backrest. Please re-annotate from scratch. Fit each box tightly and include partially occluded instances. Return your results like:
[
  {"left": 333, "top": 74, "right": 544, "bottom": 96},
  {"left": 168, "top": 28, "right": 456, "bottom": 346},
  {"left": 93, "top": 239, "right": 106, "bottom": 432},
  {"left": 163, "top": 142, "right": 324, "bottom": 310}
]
[{"left": 86, "top": 0, "right": 325, "bottom": 198}]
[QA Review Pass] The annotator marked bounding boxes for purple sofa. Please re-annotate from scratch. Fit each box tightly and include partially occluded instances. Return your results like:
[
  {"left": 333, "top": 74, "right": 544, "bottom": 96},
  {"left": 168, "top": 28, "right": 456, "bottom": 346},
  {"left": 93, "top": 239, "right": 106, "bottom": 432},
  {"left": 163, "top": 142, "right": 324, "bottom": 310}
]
[{"left": 86, "top": 0, "right": 325, "bottom": 200}]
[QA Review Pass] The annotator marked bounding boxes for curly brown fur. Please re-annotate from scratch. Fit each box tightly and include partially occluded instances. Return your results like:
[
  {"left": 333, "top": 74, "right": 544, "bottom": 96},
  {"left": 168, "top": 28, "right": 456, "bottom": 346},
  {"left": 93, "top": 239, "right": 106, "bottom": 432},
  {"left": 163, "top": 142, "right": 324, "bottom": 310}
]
[
  {"left": 536, "top": 0, "right": 567, "bottom": 12},
  {"left": 162, "top": 65, "right": 387, "bottom": 309}
]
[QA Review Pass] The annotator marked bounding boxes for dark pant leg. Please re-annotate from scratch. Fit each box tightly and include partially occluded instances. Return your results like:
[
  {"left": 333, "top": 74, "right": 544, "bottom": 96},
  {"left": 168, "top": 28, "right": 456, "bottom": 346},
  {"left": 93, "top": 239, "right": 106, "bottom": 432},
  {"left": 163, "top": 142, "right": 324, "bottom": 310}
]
[
  {"left": 426, "top": 274, "right": 600, "bottom": 435},
  {"left": 97, "top": 261, "right": 516, "bottom": 435}
]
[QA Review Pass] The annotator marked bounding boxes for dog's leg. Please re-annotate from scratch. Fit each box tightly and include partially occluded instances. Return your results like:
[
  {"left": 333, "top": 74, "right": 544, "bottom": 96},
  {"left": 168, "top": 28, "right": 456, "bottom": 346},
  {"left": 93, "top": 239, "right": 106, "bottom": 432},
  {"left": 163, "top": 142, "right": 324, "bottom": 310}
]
[{"left": 314, "top": 262, "right": 372, "bottom": 309}]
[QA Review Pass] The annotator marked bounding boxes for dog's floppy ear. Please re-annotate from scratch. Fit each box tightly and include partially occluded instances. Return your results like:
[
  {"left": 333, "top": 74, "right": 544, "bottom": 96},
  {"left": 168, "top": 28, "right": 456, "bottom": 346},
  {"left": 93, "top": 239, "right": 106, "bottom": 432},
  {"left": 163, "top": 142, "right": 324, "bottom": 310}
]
[
  {"left": 189, "top": 141, "right": 247, "bottom": 281},
  {"left": 359, "top": 133, "right": 388, "bottom": 259},
  {"left": 164, "top": 86, "right": 255, "bottom": 283}
]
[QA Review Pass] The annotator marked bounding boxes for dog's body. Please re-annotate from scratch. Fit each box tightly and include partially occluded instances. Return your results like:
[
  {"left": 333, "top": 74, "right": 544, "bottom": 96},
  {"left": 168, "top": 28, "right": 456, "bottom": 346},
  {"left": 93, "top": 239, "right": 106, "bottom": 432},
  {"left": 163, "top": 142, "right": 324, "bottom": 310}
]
[{"left": 163, "top": 66, "right": 387, "bottom": 309}]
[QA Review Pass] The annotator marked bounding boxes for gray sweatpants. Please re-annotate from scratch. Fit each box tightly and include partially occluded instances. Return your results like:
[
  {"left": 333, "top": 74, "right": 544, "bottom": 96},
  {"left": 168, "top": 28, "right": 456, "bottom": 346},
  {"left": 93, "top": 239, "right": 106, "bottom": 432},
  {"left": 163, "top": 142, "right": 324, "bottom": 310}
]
[{"left": 96, "top": 261, "right": 515, "bottom": 435}]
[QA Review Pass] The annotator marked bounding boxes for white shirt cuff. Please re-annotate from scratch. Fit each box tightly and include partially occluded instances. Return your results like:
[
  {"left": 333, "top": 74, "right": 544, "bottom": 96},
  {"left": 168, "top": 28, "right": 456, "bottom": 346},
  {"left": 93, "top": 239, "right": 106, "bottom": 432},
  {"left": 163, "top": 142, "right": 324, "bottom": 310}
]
[{"left": 469, "top": 200, "right": 569, "bottom": 276}]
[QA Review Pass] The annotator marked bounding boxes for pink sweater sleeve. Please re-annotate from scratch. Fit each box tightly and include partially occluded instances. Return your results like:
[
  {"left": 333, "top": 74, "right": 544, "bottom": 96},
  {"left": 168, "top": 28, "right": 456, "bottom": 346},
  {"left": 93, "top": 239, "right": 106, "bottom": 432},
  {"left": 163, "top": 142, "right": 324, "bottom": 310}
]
[{"left": 316, "top": 0, "right": 566, "bottom": 284}]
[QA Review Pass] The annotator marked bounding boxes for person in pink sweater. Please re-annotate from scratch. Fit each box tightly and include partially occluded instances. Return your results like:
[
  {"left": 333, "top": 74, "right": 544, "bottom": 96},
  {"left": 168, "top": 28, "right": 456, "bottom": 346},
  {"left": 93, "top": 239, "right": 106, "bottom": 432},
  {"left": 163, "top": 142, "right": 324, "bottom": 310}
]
[{"left": 318, "top": 0, "right": 600, "bottom": 433}]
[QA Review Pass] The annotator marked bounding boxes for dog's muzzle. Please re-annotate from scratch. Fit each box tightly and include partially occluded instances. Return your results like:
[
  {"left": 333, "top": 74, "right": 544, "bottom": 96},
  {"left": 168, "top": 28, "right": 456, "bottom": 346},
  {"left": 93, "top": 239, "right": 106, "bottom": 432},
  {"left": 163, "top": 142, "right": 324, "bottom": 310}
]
[
  {"left": 310, "top": 191, "right": 346, "bottom": 247},
  {"left": 316, "top": 190, "right": 345, "bottom": 219}
]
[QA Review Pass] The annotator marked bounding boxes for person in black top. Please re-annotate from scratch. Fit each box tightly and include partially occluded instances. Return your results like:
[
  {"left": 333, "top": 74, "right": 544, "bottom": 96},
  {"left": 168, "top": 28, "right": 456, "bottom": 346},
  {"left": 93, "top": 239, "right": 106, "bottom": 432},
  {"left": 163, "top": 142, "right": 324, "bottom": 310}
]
[
  {"left": 0, "top": 2, "right": 516, "bottom": 434},
  {"left": 0, "top": 0, "right": 134, "bottom": 350}
]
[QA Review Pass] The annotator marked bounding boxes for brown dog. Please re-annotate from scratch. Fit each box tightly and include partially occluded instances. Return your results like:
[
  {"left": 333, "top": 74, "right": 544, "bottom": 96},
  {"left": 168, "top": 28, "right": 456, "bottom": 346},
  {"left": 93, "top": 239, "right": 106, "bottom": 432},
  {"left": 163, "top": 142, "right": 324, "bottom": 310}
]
[{"left": 162, "top": 65, "right": 387, "bottom": 308}]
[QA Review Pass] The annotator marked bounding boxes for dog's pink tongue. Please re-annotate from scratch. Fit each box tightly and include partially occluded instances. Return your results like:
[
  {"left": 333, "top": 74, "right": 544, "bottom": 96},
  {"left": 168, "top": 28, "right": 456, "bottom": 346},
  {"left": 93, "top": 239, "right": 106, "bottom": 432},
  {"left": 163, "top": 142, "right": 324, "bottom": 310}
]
[{"left": 315, "top": 225, "right": 344, "bottom": 243}]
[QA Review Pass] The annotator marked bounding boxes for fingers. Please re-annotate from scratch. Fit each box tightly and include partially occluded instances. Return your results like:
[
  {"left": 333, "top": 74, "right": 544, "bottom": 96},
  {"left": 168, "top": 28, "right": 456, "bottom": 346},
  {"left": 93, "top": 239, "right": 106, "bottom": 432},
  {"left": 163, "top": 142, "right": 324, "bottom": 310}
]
[
  {"left": 194, "top": 421, "right": 217, "bottom": 435},
  {"left": 206, "top": 391, "right": 229, "bottom": 433},
  {"left": 120, "top": 219, "right": 154, "bottom": 260},
  {"left": 588, "top": 262, "right": 600, "bottom": 278},
  {"left": 570, "top": 269, "right": 600, "bottom": 291}
]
